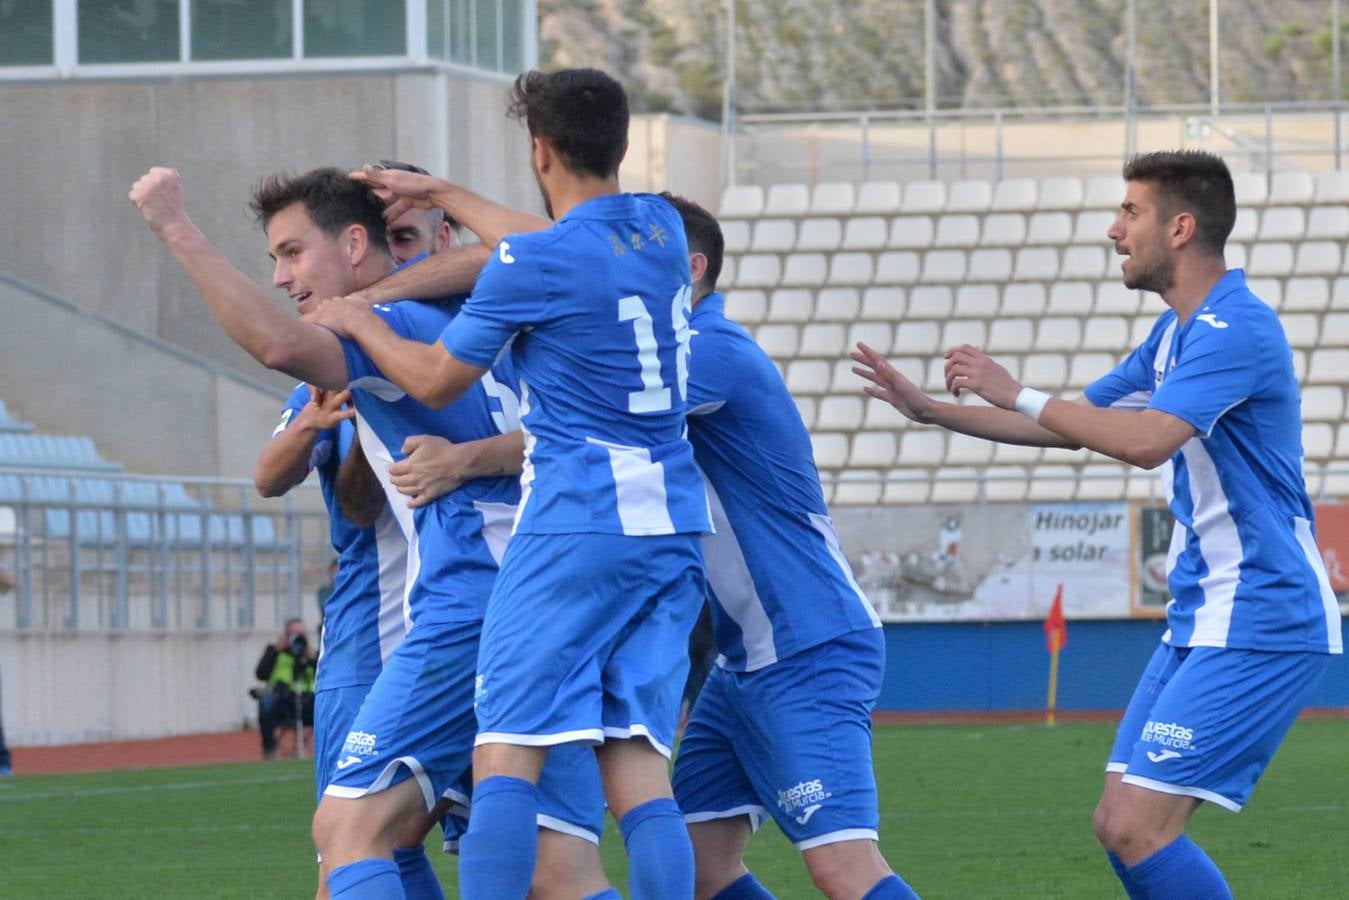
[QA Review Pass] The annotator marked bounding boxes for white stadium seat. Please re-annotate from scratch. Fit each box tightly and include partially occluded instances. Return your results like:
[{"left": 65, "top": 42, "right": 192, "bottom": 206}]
[
  {"left": 810, "top": 432, "right": 850, "bottom": 469},
  {"left": 1060, "top": 246, "right": 1107, "bottom": 280},
  {"left": 922, "top": 249, "right": 967, "bottom": 282},
  {"left": 1294, "top": 241, "right": 1342, "bottom": 276},
  {"left": 799, "top": 323, "right": 846, "bottom": 357},
  {"left": 839, "top": 217, "right": 886, "bottom": 250},
  {"left": 1073, "top": 210, "right": 1115, "bottom": 244},
  {"left": 1228, "top": 207, "right": 1258, "bottom": 243},
  {"left": 859, "top": 286, "right": 906, "bottom": 320},
  {"left": 1076, "top": 463, "right": 1128, "bottom": 500},
  {"left": 942, "top": 319, "right": 987, "bottom": 350},
  {"left": 1026, "top": 212, "right": 1072, "bottom": 245},
  {"left": 810, "top": 181, "right": 857, "bottom": 215},
  {"left": 983, "top": 465, "right": 1030, "bottom": 501},
  {"left": 875, "top": 251, "right": 921, "bottom": 283},
  {"left": 797, "top": 217, "right": 844, "bottom": 251},
  {"left": 1314, "top": 170, "right": 1349, "bottom": 204},
  {"left": 816, "top": 396, "right": 864, "bottom": 431},
  {"left": 1013, "top": 247, "right": 1059, "bottom": 281},
  {"left": 933, "top": 214, "right": 981, "bottom": 247},
  {"left": 1307, "top": 348, "right": 1349, "bottom": 383},
  {"left": 829, "top": 252, "right": 875, "bottom": 286},
  {"left": 1258, "top": 207, "right": 1306, "bottom": 241},
  {"left": 1306, "top": 206, "right": 1349, "bottom": 240},
  {"left": 946, "top": 179, "right": 993, "bottom": 212},
  {"left": 987, "top": 318, "right": 1035, "bottom": 353},
  {"left": 720, "top": 184, "right": 765, "bottom": 218},
  {"left": 848, "top": 322, "right": 895, "bottom": 355},
  {"left": 1247, "top": 242, "right": 1294, "bottom": 277},
  {"left": 931, "top": 467, "right": 981, "bottom": 503},
  {"left": 722, "top": 220, "right": 751, "bottom": 253},
  {"left": 1225, "top": 243, "right": 1248, "bottom": 270},
  {"left": 946, "top": 433, "right": 995, "bottom": 466},
  {"left": 968, "top": 248, "right": 1013, "bottom": 282},
  {"left": 1067, "top": 352, "right": 1115, "bottom": 388},
  {"left": 1231, "top": 172, "right": 1268, "bottom": 206},
  {"left": 1095, "top": 282, "right": 1139, "bottom": 315},
  {"left": 833, "top": 470, "right": 884, "bottom": 506},
  {"left": 1304, "top": 423, "right": 1334, "bottom": 460},
  {"left": 1036, "top": 317, "right": 1083, "bottom": 351},
  {"left": 764, "top": 183, "right": 811, "bottom": 216},
  {"left": 733, "top": 254, "right": 780, "bottom": 288},
  {"left": 785, "top": 359, "right": 830, "bottom": 393},
  {"left": 850, "top": 432, "right": 898, "bottom": 468},
  {"left": 1028, "top": 464, "right": 1078, "bottom": 501},
  {"left": 1281, "top": 277, "right": 1330, "bottom": 313},
  {"left": 898, "top": 430, "right": 945, "bottom": 466},
  {"left": 1038, "top": 176, "right": 1084, "bottom": 210},
  {"left": 894, "top": 321, "right": 941, "bottom": 355},
  {"left": 750, "top": 218, "right": 796, "bottom": 252},
  {"left": 755, "top": 324, "right": 800, "bottom": 358},
  {"left": 889, "top": 216, "right": 935, "bottom": 249},
  {"left": 1084, "top": 175, "right": 1125, "bottom": 209},
  {"left": 781, "top": 253, "right": 828, "bottom": 287},
  {"left": 815, "top": 287, "right": 861, "bottom": 321},
  {"left": 1081, "top": 316, "right": 1130, "bottom": 351},
  {"left": 1245, "top": 277, "right": 1282, "bottom": 309},
  {"left": 991, "top": 177, "right": 1038, "bottom": 211},
  {"left": 830, "top": 359, "right": 864, "bottom": 392},
  {"left": 981, "top": 213, "right": 1027, "bottom": 246},
  {"left": 883, "top": 469, "right": 932, "bottom": 504},
  {"left": 1021, "top": 353, "right": 1068, "bottom": 389},
  {"left": 1281, "top": 314, "right": 1320, "bottom": 350},
  {"left": 855, "top": 181, "right": 903, "bottom": 214},
  {"left": 767, "top": 288, "right": 814, "bottom": 322},
  {"left": 994, "top": 438, "right": 1042, "bottom": 464},
  {"left": 1269, "top": 171, "right": 1314, "bottom": 205},
  {"left": 908, "top": 285, "right": 955, "bottom": 318},
  {"left": 864, "top": 397, "right": 911, "bottom": 430},
  {"left": 1323, "top": 312, "right": 1349, "bottom": 345},
  {"left": 793, "top": 396, "right": 816, "bottom": 430},
  {"left": 1333, "top": 277, "right": 1349, "bottom": 309},
  {"left": 954, "top": 284, "right": 1000, "bottom": 318},
  {"left": 924, "top": 356, "right": 951, "bottom": 391},
  {"left": 720, "top": 256, "right": 736, "bottom": 287},
  {"left": 723, "top": 289, "right": 767, "bottom": 323},
  {"left": 1048, "top": 281, "right": 1094, "bottom": 315},
  {"left": 901, "top": 180, "right": 947, "bottom": 214},
  {"left": 1001, "top": 283, "right": 1048, "bottom": 317}
]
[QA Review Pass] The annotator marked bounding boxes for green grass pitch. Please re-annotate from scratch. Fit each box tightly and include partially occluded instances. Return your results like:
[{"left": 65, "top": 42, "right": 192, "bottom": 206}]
[{"left": 3, "top": 720, "right": 1347, "bottom": 898}]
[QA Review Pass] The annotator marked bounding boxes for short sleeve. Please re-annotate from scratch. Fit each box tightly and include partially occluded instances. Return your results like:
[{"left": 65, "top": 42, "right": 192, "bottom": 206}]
[
  {"left": 1083, "top": 315, "right": 1171, "bottom": 410},
  {"left": 440, "top": 238, "right": 550, "bottom": 368},
  {"left": 340, "top": 304, "right": 408, "bottom": 383},
  {"left": 685, "top": 326, "right": 731, "bottom": 414},
  {"left": 1148, "top": 321, "right": 1259, "bottom": 436}
]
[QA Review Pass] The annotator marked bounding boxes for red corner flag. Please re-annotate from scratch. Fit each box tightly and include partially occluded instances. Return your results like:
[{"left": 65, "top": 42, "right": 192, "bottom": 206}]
[{"left": 1044, "top": 584, "right": 1068, "bottom": 654}]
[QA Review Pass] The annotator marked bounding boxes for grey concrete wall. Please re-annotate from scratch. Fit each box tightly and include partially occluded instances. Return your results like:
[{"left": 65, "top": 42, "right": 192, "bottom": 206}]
[{"left": 0, "top": 69, "right": 542, "bottom": 397}]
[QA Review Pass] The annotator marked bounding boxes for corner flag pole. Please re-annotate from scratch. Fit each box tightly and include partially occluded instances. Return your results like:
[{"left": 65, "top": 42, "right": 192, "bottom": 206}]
[{"left": 1044, "top": 584, "right": 1067, "bottom": 727}]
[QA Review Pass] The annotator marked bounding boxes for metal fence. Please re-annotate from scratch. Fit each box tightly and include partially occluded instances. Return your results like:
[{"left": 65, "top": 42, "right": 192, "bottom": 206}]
[{"left": 0, "top": 467, "right": 331, "bottom": 634}]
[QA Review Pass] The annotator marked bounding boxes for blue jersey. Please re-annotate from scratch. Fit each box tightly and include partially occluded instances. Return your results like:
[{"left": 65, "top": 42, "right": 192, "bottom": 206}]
[
  {"left": 439, "top": 193, "right": 710, "bottom": 537},
  {"left": 339, "top": 296, "right": 522, "bottom": 626},
  {"left": 684, "top": 293, "right": 880, "bottom": 671},
  {"left": 274, "top": 384, "right": 408, "bottom": 691},
  {"left": 1084, "top": 269, "right": 1341, "bottom": 654}
]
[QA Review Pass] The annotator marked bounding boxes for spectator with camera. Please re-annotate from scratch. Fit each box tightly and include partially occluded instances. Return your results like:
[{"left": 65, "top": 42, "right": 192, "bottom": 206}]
[{"left": 254, "top": 618, "right": 317, "bottom": 760}]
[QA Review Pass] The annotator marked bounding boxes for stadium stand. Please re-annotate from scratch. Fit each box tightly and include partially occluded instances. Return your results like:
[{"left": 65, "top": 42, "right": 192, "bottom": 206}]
[{"left": 720, "top": 172, "right": 1349, "bottom": 504}]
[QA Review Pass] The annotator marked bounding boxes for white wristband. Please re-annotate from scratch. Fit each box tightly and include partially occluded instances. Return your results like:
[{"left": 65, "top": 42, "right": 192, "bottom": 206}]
[{"left": 1014, "top": 387, "right": 1051, "bottom": 422}]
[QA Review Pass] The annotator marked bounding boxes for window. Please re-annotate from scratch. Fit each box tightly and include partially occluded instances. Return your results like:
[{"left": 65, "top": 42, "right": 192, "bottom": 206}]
[
  {"left": 0, "top": 1, "right": 54, "bottom": 66},
  {"left": 191, "top": 0, "right": 292, "bottom": 60},
  {"left": 78, "top": 0, "right": 180, "bottom": 64},
  {"left": 303, "top": 0, "right": 404, "bottom": 58}
]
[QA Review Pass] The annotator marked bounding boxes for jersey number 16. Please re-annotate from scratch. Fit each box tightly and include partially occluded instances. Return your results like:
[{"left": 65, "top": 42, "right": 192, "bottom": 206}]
[{"left": 618, "top": 285, "right": 692, "bottom": 414}]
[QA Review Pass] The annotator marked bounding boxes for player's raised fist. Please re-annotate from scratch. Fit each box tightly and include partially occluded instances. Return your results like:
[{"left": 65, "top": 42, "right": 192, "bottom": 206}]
[{"left": 129, "top": 167, "right": 191, "bottom": 239}]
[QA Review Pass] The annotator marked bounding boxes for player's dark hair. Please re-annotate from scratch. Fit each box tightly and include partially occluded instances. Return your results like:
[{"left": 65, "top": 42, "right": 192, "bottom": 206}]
[
  {"left": 1122, "top": 150, "right": 1236, "bottom": 255},
  {"left": 249, "top": 167, "right": 390, "bottom": 255},
  {"left": 507, "top": 68, "right": 629, "bottom": 179},
  {"left": 371, "top": 159, "right": 457, "bottom": 232},
  {"left": 660, "top": 192, "right": 724, "bottom": 297}
]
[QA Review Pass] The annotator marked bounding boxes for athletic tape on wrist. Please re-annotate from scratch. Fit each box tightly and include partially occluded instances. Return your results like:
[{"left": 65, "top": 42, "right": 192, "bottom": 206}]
[{"left": 1014, "top": 387, "right": 1051, "bottom": 422}]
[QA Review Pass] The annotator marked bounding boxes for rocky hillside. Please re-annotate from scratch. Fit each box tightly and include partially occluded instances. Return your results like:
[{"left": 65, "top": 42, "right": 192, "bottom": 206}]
[{"left": 538, "top": 0, "right": 1347, "bottom": 118}]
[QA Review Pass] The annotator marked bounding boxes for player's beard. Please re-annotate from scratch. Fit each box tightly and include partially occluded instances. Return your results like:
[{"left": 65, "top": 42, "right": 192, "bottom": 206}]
[
  {"left": 1123, "top": 238, "right": 1176, "bottom": 295},
  {"left": 532, "top": 161, "right": 555, "bottom": 221}
]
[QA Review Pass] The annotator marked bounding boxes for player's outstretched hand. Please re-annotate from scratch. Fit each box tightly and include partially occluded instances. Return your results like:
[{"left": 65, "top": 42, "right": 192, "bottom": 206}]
[
  {"left": 304, "top": 295, "right": 374, "bottom": 338},
  {"left": 350, "top": 165, "right": 447, "bottom": 223},
  {"left": 129, "top": 167, "right": 193, "bottom": 239},
  {"left": 304, "top": 386, "right": 355, "bottom": 430},
  {"left": 944, "top": 344, "right": 1020, "bottom": 408},
  {"left": 850, "top": 342, "right": 936, "bottom": 424},
  {"left": 390, "top": 435, "right": 469, "bottom": 508}
]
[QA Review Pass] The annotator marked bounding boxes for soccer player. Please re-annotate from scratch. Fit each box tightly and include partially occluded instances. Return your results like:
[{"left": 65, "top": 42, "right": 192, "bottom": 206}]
[
  {"left": 366, "top": 159, "right": 458, "bottom": 266},
  {"left": 662, "top": 193, "right": 919, "bottom": 900},
  {"left": 853, "top": 149, "right": 1341, "bottom": 900},
  {"left": 307, "top": 69, "right": 708, "bottom": 899},
  {"left": 129, "top": 165, "right": 610, "bottom": 900}
]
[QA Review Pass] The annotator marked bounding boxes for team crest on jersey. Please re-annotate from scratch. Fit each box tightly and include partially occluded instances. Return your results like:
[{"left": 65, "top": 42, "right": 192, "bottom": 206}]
[
  {"left": 1140, "top": 720, "right": 1194, "bottom": 750},
  {"left": 341, "top": 729, "right": 378, "bottom": 756}
]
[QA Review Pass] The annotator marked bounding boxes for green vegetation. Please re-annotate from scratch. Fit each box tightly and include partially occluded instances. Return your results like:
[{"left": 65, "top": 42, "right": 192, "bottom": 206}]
[{"left": 3, "top": 720, "right": 1347, "bottom": 897}]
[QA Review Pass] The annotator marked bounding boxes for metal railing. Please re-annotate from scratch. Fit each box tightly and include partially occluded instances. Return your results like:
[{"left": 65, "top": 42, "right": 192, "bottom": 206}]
[{"left": 0, "top": 466, "right": 330, "bottom": 633}]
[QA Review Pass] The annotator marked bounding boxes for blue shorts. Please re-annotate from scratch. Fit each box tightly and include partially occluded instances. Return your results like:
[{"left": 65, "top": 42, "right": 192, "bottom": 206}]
[
  {"left": 438, "top": 745, "right": 607, "bottom": 853},
  {"left": 474, "top": 532, "right": 704, "bottom": 757},
  {"left": 323, "top": 617, "right": 479, "bottom": 810},
  {"left": 673, "top": 627, "right": 885, "bottom": 851},
  {"left": 1107, "top": 643, "right": 1330, "bottom": 811},
  {"left": 314, "top": 684, "right": 374, "bottom": 804}
]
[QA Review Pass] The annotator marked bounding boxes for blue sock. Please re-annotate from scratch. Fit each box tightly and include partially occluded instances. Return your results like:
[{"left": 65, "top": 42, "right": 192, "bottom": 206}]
[
  {"left": 457, "top": 776, "right": 540, "bottom": 899},
  {"left": 1107, "top": 851, "right": 1147, "bottom": 900},
  {"left": 393, "top": 846, "right": 444, "bottom": 900},
  {"left": 328, "top": 859, "right": 406, "bottom": 900},
  {"left": 1126, "top": 835, "right": 1233, "bottom": 900},
  {"left": 620, "top": 797, "right": 695, "bottom": 900},
  {"left": 582, "top": 891, "right": 622, "bottom": 900},
  {"left": 863, "top": 874, "right": 921, "bottom": 900},
  {"left": 712, "top": 872, "right": 776, "bottom": 899}
]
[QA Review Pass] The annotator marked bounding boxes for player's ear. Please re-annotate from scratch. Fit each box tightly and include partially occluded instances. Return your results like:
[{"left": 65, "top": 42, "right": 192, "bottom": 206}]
[
  {"left": 531, "top": 136, "right": 552, "bottom": 175},
  {"left": 689, "top": 251, "right": 708, "bottom": 286},
  {"left": 343, "top": 223, "right": 370, "bottom": 266},
  {"left": 1170, "top": 211, "right": 1198, "bottom": 249}
]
